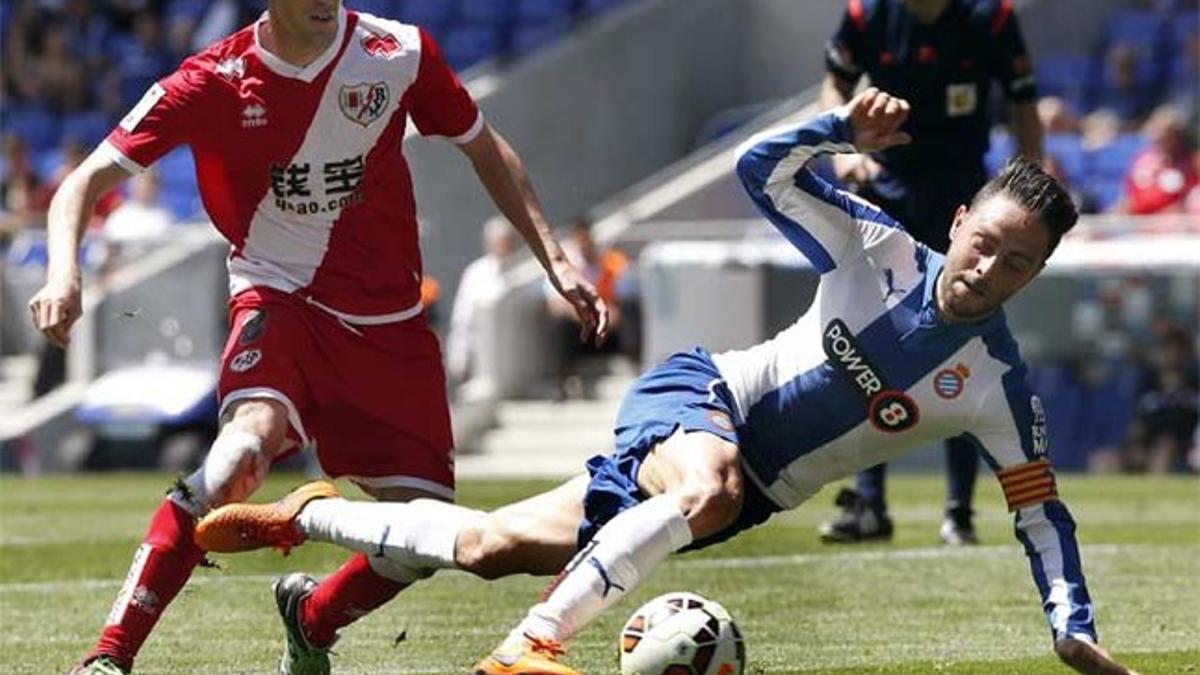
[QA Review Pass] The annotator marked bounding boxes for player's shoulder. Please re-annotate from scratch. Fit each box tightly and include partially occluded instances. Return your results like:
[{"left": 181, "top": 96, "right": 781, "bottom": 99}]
[
  {"left": 959, "top": 0, "right": 1017, "bottom": 35},
  {"left": 173, "top": 23, "right": 257, "bottom": 90},
  {"left": 350, "top": 9, "right": 425, "bottom": 57}
]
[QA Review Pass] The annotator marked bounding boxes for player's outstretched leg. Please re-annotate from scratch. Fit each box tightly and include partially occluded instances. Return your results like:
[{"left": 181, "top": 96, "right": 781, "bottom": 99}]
[
  {"left": 68, "top": 400, "right": 286, "bottom": 674},
  {"left": 474, "top": 430, "right": 744, "bottom": 675}
]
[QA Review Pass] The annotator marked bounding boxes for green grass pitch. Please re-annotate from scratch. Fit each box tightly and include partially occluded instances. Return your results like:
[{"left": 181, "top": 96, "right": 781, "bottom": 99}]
[{"left": 1, "top": 473, "right": 1196, "bottom": 673}]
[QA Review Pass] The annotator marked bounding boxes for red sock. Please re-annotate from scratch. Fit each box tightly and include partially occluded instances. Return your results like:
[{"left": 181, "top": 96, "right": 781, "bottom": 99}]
[
  {"left": 90, "top": 499, "right": 205, "bottom": 669},
  {"left": 300, "top": 553, "right": 407, "bottom": 647}
]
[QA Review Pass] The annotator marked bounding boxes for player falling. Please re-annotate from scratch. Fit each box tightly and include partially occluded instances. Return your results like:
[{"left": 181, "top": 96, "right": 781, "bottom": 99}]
[{"left": 197, "top": 89, "right": 1137, "bottom": 675}]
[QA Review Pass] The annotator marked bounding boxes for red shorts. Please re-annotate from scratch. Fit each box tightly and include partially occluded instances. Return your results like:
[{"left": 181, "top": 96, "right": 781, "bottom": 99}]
[{"left": 217, "top": 288, "right": 454, "bottom": 498}]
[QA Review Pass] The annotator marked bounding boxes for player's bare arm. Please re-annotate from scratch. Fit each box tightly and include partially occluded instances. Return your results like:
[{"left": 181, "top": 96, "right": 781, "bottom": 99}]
[
  {"left": 28, "top": 150, "right": 132, "bottom": 348},
  {"left": 1010, "top": 101, "right": 1044, "bottom": 163},
  {"left": 458, "top": 123, "right": 610, "bottom": 345}
]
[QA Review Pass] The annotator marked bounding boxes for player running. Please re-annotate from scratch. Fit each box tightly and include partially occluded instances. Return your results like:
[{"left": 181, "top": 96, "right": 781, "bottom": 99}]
[
  {"left": 196, "top": 88, "right": 1138, "bottom": 675},
  {"left": 29, "top": 2, "right": 606, "bottom": 674}
]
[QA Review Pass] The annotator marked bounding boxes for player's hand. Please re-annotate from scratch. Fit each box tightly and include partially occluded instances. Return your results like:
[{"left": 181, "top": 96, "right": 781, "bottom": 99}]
[
  {"left": 845, "top": 87, "right": 912, "bottom": 153},
  {"left": 548, "top": 259, "right": 610, "bottom": 347},
  {"left": 28, "top": 276, "right": 83, "bottom": 349},
  {"left": 1055, "top": 638, "right": 1140, "bottom": 675}
]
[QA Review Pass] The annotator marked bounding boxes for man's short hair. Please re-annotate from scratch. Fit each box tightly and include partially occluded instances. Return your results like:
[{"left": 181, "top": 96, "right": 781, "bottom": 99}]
[{"left": 971, "top": 157, "right": 1078, "bottom": 258}]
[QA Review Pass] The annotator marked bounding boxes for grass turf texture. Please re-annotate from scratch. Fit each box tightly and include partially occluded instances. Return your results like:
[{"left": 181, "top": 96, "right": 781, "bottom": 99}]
[{"left": 0, "top": 473, "right": 1196, "bottom": 674}]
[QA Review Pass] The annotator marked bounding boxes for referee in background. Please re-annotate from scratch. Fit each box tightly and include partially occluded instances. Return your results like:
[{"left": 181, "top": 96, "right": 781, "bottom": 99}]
[{"left": 817, "top": 0, "right": 1044, "bottom": 545}]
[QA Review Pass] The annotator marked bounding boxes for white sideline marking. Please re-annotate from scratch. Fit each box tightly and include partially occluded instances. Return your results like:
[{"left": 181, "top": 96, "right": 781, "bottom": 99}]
[{"left": 0, "top": 543, "right": 1182, "bottom": 593}]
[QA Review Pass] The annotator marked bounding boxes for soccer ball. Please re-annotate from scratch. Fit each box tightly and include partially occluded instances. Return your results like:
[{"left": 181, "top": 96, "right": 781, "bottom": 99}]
[{"left": 618, "top": 592, "right": 745, "bottom": 675}]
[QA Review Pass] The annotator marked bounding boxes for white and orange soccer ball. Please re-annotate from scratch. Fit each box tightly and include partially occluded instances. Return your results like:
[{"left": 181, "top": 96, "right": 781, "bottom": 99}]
[{"left": 618, "top": 592, "right": 745, "bottom": 675}]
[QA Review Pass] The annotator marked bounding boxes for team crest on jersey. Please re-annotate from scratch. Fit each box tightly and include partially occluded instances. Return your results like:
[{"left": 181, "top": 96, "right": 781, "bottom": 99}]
[
  {"left": 932, "top": 364, "right": 970, "bottom": 399},
  {"left": 229, "top": 349, "right": 262, "bottom": 373},
  {"left": 362, "top": 32, "right": 403, "bottom": 59},
  {"left": 340, "top": 83, "right": 389, "bottom": 127}
]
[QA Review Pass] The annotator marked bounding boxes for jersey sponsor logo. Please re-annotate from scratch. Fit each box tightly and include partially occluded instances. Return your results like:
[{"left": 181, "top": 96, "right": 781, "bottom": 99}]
[
  {"left": 229, "top": 348, "right": 262, "bottom": 373},
  {"left": 237, "top": 309, "right": 268, "bottom": 345},
  {"left": 946, "top": 83, "right": 978, "bottom": 117},
  {"left": 120, "top": 83, "right": 167, "bottom": 133},
  {"left": 242, "top": 103, "right": 268, "bottom": 128},
  {"left": 823, "top": 319, "right": 920, "bottom": 433},
  {"left": 216, "top": 56, "right": 246, "bottom": 80},
  {"left": 339, "top": 82, "right": 389, "bottom": 127},
  {"left": 269, "top": 155, "right": 366, "bottom": 214},
  {"left": 1030, "top": 394, "right": 1047, "bottom": 457},
  {"left": 933, "top": 364, "right": 970, "bottom": 400},
  {"left": 362, "top": 32, "right": 403, "bottom": 59}
]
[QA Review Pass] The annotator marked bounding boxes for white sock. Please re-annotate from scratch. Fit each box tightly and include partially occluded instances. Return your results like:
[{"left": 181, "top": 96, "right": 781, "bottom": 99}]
[
  {"left": 298, "top": 498, "right": 482, "bottom": 580},
  {"left": 512, "top": 495, "right": 693, "bottom": 643},
  {"left": 170, "top": 431, "right": 265, "bottom": 515}
]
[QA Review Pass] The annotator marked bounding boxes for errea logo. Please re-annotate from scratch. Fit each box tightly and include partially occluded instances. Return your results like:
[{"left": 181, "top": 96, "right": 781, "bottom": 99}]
[{"left": 242, "top": 103, "right": 267, "bottom": 128}]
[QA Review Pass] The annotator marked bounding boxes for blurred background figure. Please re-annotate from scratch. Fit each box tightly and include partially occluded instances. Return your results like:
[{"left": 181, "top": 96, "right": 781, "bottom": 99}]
[
  {"left": 446, "top": 215, "right": 522, "bottom": 399},
  {"left": 545, "top": 218, "right": 634, "bottom": 399},
  {"left": 1120, "top": 105, "right": 1198, "bottom": 214},
  {"left": 103, "top": 169, "right": 174, "bottom": 251},
  {"left": 1124, "top": 325, "right": 1199, "bottom": 473}
]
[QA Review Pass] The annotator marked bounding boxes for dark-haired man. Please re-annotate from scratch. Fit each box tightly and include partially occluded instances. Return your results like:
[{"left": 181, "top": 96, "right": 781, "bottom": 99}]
[
  {"left": 196, "top": 89, "right": 1136, "bottom": 675},
  {"left": 819, "top": 0, "right": 1044, "bottom": 545}
]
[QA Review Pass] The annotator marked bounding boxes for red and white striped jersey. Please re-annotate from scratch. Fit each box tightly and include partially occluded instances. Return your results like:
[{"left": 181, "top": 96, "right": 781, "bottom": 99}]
[{"left": 103, "top": 8, "right": 482, "bottom": 320}]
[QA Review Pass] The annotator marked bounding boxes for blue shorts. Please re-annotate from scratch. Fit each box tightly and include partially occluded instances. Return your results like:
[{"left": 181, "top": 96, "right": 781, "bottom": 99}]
[{"left": 577, "top": 348, "right": 782, "bottom": 553}]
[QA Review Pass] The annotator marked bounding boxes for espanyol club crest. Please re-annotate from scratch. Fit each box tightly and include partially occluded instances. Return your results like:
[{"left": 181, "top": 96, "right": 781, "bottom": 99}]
[{"left": 339, "top": 82, "right": 389, "bottom": 127}]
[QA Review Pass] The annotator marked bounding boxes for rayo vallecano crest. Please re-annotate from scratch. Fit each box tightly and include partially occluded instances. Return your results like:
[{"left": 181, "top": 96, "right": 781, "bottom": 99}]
[{"left": 339, "top": 82, "right": 389, "bottom": 127}]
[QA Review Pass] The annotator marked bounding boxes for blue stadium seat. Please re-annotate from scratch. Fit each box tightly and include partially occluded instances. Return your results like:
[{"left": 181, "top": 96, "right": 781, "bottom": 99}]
[
  {"left": 511, "top": 16, "right": 573, "bottom": 56},
  {"left": 1035, "top": 55, "right": 1092, "bottom": 110},
  {"left": 163, "top": 189, "right": 203, "bottom": 221},
  {"left": 34, "top": 149, "right": 64, "bottom": 181},
  {"left": 1104, "top": 9, "right": 1168, "bottom": 52},
  {"left": 581, "top": 0, "right": 631, "bottom": 16},
  {"left": 459, "top": 0, "right": 515, "bottom": 27},
  {"left": 1, "top": 104, "right": 60, "bottom": 153},
  {"left": 348, "top": 0, "right": 400, "bottom": 19},
  {"left": 60, "top": 111, "right": 112, "bottom": 147},
  {"left": 516, "top": 0, "right": 576, "bottom": 21},
  {"left": 442, "top": 23, "right": 504, "bottom": 70},
  {"left": 1045, "top": 134, "right": 1086, "bottom": 186},
  {"left": 156, "top": 147, "right": 197, "bottom": 191},
  {"left": 395, "top": 0, "right": 457, "bottom": 32},
  {"left": 1088, "top": 134, "right": 1147, "bottom": 180},
  {"left": 983, "top": 130, "right": 1014, "bottom": 176}
]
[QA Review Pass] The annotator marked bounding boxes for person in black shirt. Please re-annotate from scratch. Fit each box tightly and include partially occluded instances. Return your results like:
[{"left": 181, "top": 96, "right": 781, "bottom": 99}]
[{"left": 817, "top": 0, "right": 1044, "bottom": 545}]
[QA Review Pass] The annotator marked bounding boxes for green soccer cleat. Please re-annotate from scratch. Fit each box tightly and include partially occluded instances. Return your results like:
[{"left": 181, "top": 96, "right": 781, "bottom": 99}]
[
  {"left": 67, "top": 656, "right": 130, "bottom": 675},
  {"left": 273, "top": 573, "right": 334, "bottom": 675}
]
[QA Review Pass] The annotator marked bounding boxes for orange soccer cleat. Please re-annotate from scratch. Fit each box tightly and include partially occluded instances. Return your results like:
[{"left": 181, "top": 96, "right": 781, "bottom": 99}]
[
  {"left": 194, "top": 480, "right": 340, "bottom": 554},
  {"left": 472, "top": 634, "right": 581, "bottom": 675}
]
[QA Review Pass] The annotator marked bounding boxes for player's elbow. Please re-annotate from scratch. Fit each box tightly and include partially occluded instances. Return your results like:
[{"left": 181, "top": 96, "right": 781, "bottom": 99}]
[{"left": 734, "top": 149, "right": 768, "bottom": 197}]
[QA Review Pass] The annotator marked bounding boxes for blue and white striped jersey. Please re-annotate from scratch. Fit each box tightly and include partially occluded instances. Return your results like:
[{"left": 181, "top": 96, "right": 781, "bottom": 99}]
[{"left": 713, "top": 109, "right": 1096, "bottom": 643}]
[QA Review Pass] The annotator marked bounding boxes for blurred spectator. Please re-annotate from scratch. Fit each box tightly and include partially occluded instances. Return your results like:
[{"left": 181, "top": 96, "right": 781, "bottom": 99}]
[
  {"left": 36, "top": 137, "right": 123, "bottom": 228},
  {"left": 1123, "top": 325, "right": 1199, "bottom": 473},
  {"left": 0, "top": 133, "right": 44, "bottom": 244},
  {"left": 1167, "top": 30, "right": 1199, "bottom": 116},
  {"left": 115, "top": 12, "right": 173, "bottom": 108},
  {"left": 545, "top": 218, "right": 633, "bottom": 398},
  {"left": 1094, "top": 43, "right": 1158, "bottom": 128},
  {"left": 445, "top": 216, "right": 520, "bottom": 392},
  {"left": 1044, "top": 154, "right": 1098, "bottom": 214},
  {"left": 103, "top": 169, "right": 174, "bottom": 248},
  {"left": 1037, "top": 96, "right": 1080, "bottom": 135},
  {"left": 34, "top": 21, "right": 90, "bottom": 112},
  {"left": 1121, "top": 105, "right": 1197, "bottom": 214}
]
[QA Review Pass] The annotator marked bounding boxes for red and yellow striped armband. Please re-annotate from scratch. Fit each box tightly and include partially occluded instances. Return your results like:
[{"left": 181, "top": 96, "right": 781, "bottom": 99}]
[{"left": 996, "top": 458, "right": 1058, "bottom": 512}]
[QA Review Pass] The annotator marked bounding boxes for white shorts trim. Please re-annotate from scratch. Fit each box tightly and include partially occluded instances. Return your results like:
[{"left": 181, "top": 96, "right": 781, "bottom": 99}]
[
  {"left": 445, "top": 113, "right": 485, "bottom": 145},
  {"left": 218, "top": 386, "right": 310, "bottom": 447},
  {"left": 304, "top": 295, "right": 424, "bottom": 325},
  {"left": 346, "top": 474, "right": 455, "bottom": 500},
  {"left": 99, "top": 140, "right": 146, "bottom": 175}
]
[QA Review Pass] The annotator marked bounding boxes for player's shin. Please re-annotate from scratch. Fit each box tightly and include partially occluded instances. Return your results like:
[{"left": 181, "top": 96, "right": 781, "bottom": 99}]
[
  {"left": 511, "top": 495, "right": 693, "bottom": 644},
  {"left": 298, "top": 497, "right": 483, "bottom": 575}
]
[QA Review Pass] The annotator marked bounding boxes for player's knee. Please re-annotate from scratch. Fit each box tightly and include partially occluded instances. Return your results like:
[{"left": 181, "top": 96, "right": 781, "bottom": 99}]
[
  {"left": 453, "top": 516, "right": 516, "bottom": 580},
  {"left": 221, "top": 398, "right": 290, "bottom": 455},
  {"left": 677, "top": 469, "right": 744, "bottom": 536},
  {"left": 174, "top": 430, "right": 271, "bottom": 512}
]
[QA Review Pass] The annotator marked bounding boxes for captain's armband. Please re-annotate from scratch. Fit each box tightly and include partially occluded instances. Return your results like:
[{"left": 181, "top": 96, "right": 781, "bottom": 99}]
[{"left": 996, "top": 458, "right": 1058, "bottom": 511}]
